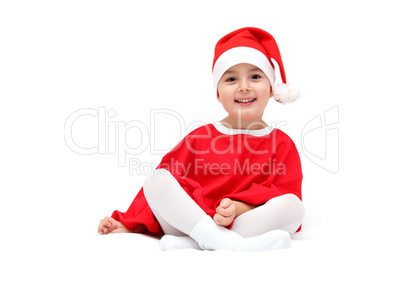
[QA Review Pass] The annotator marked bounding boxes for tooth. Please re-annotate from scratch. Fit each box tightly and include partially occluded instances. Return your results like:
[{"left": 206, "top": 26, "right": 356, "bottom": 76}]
[{"left": 236, "top": 98, "right": 255, "bottom": 103}]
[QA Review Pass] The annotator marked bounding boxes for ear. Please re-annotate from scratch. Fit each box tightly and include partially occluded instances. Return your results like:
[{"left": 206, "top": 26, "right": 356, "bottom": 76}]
[
  {"left": 268, "top": 86, "right": 273, "bottom": 99},
  {"left": 216, "top": 91, "right": 221, "bottom": 102}
]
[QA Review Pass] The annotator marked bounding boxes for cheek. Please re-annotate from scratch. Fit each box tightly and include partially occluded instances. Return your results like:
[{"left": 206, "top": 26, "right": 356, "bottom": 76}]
[
  {"left": 257, "top": 86, "right": 272, "bottom": 100},
  {"left": 222, "top": 96, "right": 236, "bottom": 107},
  {"left": 217, "top": 89, "right": 232, "bottom": 103}
]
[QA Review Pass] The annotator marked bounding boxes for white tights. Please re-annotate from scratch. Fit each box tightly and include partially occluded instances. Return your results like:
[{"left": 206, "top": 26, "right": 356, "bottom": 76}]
[{"left": 143, "top": 169, "right": 304, "bottom": 251}]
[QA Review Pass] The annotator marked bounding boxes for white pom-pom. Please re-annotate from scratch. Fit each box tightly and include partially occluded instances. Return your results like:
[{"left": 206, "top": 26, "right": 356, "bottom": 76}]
[{"left": 272, "top": 83, "right": 300, "bottom": 104}]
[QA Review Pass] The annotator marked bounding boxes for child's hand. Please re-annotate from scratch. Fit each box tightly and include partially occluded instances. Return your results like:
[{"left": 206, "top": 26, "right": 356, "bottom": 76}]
[
  {"left": 98, "top": 216, "right": 131, "bottom": 234},
  {"left": 213, "top": 198, "right": 236, "bottom": 227}
]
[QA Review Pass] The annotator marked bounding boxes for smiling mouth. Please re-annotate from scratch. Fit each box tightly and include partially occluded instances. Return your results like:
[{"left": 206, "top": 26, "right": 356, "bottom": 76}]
[{"left": 235, "top": 98, "right": 256, "bottom": 103}]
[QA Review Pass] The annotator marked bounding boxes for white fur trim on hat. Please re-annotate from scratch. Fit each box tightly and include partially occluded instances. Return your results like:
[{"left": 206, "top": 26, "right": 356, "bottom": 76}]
[{"left": 212, "top": 46, "right": 275, "bottom": 90}]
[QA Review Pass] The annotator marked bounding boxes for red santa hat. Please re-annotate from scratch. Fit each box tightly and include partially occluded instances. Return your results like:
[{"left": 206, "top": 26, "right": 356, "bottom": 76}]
[{"left": 212, "top": 27, "right": 300, "bottom": 104}]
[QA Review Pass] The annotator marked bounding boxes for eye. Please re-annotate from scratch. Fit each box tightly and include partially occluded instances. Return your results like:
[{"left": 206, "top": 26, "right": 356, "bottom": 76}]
[
  {"left": 226, "top": 77, "right": 236, "bottom": 82},
  {"left": 251, "top": 74, "right": 261, "bottom": 79}
]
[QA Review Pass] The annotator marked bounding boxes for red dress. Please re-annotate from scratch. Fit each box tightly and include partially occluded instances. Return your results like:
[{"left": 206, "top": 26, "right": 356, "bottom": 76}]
[{"left": 111, "top": 124, "right": 303, "bottom": 235}]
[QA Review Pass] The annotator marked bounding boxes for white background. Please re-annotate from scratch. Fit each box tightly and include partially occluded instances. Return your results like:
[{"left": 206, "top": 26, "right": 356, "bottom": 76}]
[{"left": 1, "top": 0, "right": 402, "bottom": 280}]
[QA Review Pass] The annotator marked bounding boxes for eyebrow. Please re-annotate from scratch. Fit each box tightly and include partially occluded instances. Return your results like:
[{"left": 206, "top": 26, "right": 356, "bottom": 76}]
[
  {"left": 223, "top": 67, "right": 262, "bottom": 75},
  {"left": 249, "top": 67, "right": 262, "bottom": 72},
  {"left": 223, "top": 70, "right": 235, "bottom": 75}
]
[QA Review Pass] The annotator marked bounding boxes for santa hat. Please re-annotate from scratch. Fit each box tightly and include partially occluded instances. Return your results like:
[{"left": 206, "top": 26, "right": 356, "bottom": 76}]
[{"left": 212, "top": 27, "right": 300, "bottom": 104}]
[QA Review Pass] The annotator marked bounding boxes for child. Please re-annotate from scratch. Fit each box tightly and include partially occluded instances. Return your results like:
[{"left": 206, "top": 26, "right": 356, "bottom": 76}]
[{"left": 98, "top": 27, "right": 304, "bottom": 251}]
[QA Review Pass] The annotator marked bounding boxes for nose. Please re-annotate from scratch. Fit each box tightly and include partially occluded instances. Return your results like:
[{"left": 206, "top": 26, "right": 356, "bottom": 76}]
[{"left": 238, "top": 78, "right": 250, "bottom": 93}]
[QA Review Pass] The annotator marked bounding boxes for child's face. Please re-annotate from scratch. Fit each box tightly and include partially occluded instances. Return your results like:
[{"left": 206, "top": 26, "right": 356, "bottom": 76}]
[{"left": 217, "top": 63, "right": 272, "bottom": 126}]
